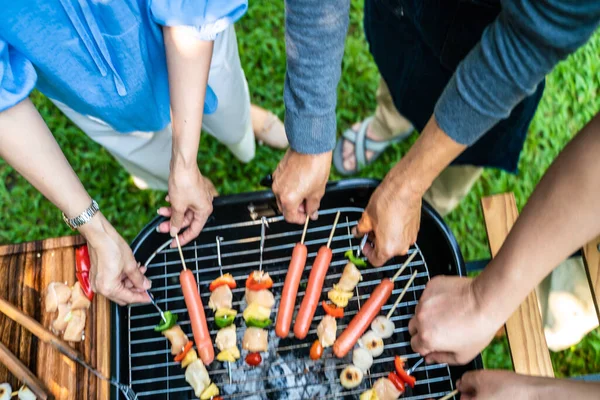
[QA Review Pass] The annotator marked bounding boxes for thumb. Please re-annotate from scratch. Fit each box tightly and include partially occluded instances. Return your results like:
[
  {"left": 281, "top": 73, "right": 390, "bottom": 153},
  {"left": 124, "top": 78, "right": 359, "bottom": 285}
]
[
  {"left": 457, "top": 371, "right": 480, "bottom": 396},
  {"left": 169, "top": 204, "right": 186, "bottom": 237},
  {"left": 124, "top": 259, "right": 152, "bottom": 291},
  {"left": 355, "top": 213, "right": 373, "bottom": 236}
]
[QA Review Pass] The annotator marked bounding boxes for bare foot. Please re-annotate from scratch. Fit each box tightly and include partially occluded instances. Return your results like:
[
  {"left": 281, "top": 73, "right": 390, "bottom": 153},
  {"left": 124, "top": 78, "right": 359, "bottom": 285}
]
[{"left": 251, "top": 104, "right": 289, "bottom": 149}]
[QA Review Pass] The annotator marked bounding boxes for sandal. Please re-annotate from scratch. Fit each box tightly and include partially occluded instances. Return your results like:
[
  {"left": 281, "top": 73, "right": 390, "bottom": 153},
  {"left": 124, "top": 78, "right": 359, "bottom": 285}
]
[{"left": 333, "top": 116, "right": 413, "bottom": 176}]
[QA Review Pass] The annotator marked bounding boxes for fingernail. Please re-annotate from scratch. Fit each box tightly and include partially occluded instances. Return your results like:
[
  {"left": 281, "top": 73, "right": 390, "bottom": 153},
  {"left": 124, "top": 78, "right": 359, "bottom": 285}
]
[
  {"left": 144, "top": 279, "right": 152, "bottom": 289},
  {"left": 156, "top": 209, "right": 160, "bottom": 214},
  {"left": 155, "top": 225, "right": 161, "bottom": 233},
  {"left": 170, "top": 227, "right": 177, "bottom": 237},
  {"left": 456, "top": 379, "right": 461, "bottom": 389}
]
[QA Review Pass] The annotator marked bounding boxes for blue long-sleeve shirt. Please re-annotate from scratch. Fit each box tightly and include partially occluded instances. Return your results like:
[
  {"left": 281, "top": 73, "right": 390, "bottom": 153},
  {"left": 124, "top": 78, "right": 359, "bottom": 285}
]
[
  {"left": 283, "top": 0, "right": 600, "bottom": 154},
  {"left": 0, "top": 0, "right": 247, "bottom": 133}
]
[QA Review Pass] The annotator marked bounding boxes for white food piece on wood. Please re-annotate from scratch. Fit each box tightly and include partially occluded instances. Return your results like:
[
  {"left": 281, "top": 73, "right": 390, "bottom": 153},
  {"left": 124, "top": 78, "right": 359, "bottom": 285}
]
[
  {"left": 352, "top": 347, "right": 373, "bottom": 372},
  {"left": 18, "top": 385, "right": 37, "bottom": 400},
  {"left": 63, "top": 309, "right": 86, "bottom": 342},
  {"left": 317, "top": 315, "right": 337, "bottom": 348},
  {"left": 185, "top": 359, "right": 210, "bottom": 398},
  {"left": 45, "top": 282, "right": 71, "bottom": 313},
  {"left": 373, "top": 377, "right": 403, "bottom": 400},
  {"left": 208, "top": 285, "right": 233, "bottom": 312},
  {"left": 245, "top": 288, "right": 275, "bottom": 309},
  {"left": 0, "top": 383, "right": 12, "bottom": 400},
  {"left": 162, "top": 325, "right": 189, "bottom": 356},
  {"left": 340, "top": 365, "right": 363, "bottom": 389},
  {"left": 70, "top": 282, "right": 91, "bottom": 310},
  {"left": 215, "top": 324, "right": 237, "bottom": 351},
  {"left": 242, "top": 327, "right": 268, "bottom": 352},
  {"left": 52, "top": 302, "right": 71, "bottom": 332},
  {"left": 337, "top": 261, "right": 362, "bottom": 292},
  {"left": 359, "top": 330, "right": 384, "bottom": 358},
  {"left": 371, "top": 316, "right": 395, "bottom": 339}
]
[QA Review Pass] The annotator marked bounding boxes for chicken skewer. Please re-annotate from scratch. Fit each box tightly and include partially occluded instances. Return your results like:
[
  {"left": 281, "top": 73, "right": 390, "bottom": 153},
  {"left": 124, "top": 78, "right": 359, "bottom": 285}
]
[
  {"left": 211, "top": 236, "right": 236, "bottom": 384},
  {"left": 242, "top": 217, "right": 274, "bottom": 365}
]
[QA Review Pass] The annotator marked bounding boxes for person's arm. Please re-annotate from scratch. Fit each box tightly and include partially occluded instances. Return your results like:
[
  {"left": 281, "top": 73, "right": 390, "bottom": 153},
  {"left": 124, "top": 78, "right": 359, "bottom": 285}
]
[
  {"left": 150, "top": 0, "right": 247, "bottom": 245},
  {"left": 457, "top": 369, "right": 600, "bottom": 400},
  {"left": 357, "top": 0, "right": 600, "bottom": 266},
  {"left": 272, "top": 0, "right": 350, "bottom": 224},
  {"left": 408, "top": 112, "right": 600, "bottom": 364},
  {"left": 0, "top": 100, "right": 150, "bottom": 305}
]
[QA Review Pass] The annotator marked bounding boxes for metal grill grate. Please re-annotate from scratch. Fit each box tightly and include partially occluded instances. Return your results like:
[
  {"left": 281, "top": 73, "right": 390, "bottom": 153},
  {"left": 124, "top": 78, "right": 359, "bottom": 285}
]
[{"left": 126, "top": 207, "right": 456, "bottom": 399}]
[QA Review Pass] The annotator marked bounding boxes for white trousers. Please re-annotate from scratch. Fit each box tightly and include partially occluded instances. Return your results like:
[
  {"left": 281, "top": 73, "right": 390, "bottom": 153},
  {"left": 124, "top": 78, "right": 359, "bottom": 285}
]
[{"left": 51, "top": 25, "right": 254, "bottom": 191}]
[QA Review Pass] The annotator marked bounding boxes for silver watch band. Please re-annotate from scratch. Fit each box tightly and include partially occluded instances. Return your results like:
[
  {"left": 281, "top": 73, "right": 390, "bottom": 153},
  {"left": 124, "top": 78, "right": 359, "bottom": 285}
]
[{"left": 62, "top": 199, "right": 100, "bottom": 230}]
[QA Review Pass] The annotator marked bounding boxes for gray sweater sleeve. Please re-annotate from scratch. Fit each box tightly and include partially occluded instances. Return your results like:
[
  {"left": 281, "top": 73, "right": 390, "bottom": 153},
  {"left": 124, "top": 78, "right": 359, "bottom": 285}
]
[
  {"left": 435, "top": 0, "right": 600, "bottom": 146},
  {"left": 283, "top": 0, "right": 350, "bottom": 154}
]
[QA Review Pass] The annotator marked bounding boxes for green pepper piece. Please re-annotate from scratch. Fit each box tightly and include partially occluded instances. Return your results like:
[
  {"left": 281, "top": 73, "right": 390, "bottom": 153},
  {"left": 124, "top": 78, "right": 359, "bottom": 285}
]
[
  {"left": 344, "top": 250, "right": 368, "bottom": 268},
  {"left": 215, "top": 315, "right": 235, "bottom": 328},
  {"left": 154, "top": 311, "right": 178, "bottom": 332},
  {"left": 245, "top": 317, "right": 272, "bottom": 329}
]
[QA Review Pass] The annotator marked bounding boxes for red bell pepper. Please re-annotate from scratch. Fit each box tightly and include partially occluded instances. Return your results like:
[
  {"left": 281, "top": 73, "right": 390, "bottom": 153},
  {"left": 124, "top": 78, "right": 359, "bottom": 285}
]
[
  {"left": 209, "top": 273, "right": 237, "bottom": 291},
  {"left": 246, "top": 272, "right": 273, "bottom": 291},
  {"left": 174, "top": 340, "right": 194, "bottom": 362},
  {"left": 394, "top": 356, "right": 416, "bottom": 388},
  {"left": 322, "top": 301, "right": 344, "bottom": 318},
  {"left": 388, "top": 372, "right": 405, "bottom": 393},
  {"left": 75, "top": 245, "right": 94, "bottom": 301}
]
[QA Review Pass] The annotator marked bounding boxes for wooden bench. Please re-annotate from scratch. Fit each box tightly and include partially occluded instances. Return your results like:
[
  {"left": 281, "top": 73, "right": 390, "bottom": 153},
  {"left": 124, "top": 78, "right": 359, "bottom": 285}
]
[{"left": 481, "top": 193, "right": 600, "bottom": 376}]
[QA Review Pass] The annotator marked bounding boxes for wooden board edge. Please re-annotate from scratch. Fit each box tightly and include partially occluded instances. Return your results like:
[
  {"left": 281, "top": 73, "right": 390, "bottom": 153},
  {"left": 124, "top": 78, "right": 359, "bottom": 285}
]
[
  {"left": 582, "top": 235, "right": 600, "bottom": 321},
  {"left": 481, "top": 193, "right": 554, "bottom": 377},
  {"left": 0, "top": 235, "right": 86, "bottom": 256}
]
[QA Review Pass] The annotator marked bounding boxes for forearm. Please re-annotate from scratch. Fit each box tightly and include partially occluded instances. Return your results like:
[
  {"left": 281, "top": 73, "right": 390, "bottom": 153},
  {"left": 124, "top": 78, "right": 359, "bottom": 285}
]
[
  {"left": 0, "top": 99, "right": 113, "bottom": 243},
  {"left": 283, "top": 0, "right": 349, "bottom": 154},
  {"left": 475, "top": 113, "right": 600, "bottom": 319},
  {"left": 531, "top": 376, "right": 600, "bottom": 399},
  {"left": 163, "top": 26, "right": 213, "bottom": 169},
  {"left": 385, "top": 116, "right": 466, "bottom": 194}
]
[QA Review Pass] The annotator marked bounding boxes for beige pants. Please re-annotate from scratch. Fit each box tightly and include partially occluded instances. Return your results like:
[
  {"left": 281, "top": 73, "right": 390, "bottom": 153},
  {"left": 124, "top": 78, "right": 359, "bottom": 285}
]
[
  {"left": 370, "top": 78, "right": 483, "bottom": 216},
  {"left": 51, "top": 25, "right": 254, "bottom": 191}
]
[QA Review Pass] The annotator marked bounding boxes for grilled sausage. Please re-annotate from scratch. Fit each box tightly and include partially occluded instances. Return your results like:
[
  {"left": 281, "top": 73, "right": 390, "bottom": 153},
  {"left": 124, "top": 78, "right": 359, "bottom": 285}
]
[
  {"left": 276, "top": 243, "right": 308, "bottom": 338},
  {"left": 180, "top": 269, "right": 214, "bottom": 365},
  {"left": 293, "top": 246, "right": 332, "bottom": 340},
  {"left": 333, "top": 278, "right": 394, "bottom": 358}
]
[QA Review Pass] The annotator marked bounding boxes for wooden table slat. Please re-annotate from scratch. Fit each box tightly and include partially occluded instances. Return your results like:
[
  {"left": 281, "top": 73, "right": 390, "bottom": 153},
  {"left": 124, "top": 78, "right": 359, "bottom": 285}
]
[{"left": 481, "top": 193, "right": 554, "bottom": 377}]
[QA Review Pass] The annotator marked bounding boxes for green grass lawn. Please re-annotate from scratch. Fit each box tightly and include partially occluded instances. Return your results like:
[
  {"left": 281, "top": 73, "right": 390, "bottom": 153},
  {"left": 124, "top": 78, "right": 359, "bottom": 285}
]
[{"left": 1, "top": 0, "right": 599, "bottom": 378}]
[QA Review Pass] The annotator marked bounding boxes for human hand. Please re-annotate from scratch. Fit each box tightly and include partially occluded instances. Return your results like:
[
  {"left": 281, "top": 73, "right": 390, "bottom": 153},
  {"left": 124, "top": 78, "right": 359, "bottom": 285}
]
[
  {"left": 272, "top": 149, "right": 331, "bottom": 224},
  {"left": 457, "top": 370, "right": 538, "bottom": 400},
  {"left": 79, "top": 213, "right": 151, "bottom": 305},
  {"left": 408, "top": 276, "right": 501, "bottom": 365},
  {"left": 157, "top": 164, "right": 217, "bottom": 247},
  {"left": 353, "top": 171, "right": 422, "bottom": 266}
]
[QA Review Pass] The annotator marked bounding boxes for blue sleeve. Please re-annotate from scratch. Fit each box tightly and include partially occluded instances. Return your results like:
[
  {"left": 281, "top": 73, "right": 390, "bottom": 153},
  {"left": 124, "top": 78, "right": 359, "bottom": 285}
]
[
  {"left": 0, "top": 39, "right": 37, "bottom": 113},
  {"left": 283, "top": 0, "right": 350, "bottom": 154},
  {"left": 434, "top": 0, "right": 600, "bottom": 146},
  {"left": 150, "top": 0, "right": 247, "bottom": 39}
]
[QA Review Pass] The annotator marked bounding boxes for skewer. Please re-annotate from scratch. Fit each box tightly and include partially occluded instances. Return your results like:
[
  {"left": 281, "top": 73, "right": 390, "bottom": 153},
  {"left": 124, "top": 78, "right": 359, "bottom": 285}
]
[
  {"left": 259, "top": 217, "right": 269, "bottom": 272},
  {"left": 326, "top": 211, "right": 342, "bottom": 249},
  {"left": 300, "top": 215, "right": 310, "bottom": 244},
  {"left": 174, "top": 235, "right": 187, "bottom": 271},
  {"left": 214, "top": 236, "right": 233, "bottom": 385},
  {"left": 386, "top": 270, "right": 418, "bottom": 319},
  {"left": 147, "top": 291, "right": 167, "bottom": 323},
  {"left": 391, "top": 251, "right": 418, "bottom": 283},
  {"left": 438, "top": 389, "right": 459, "bottom": 400},
  {"left": 357, "top": 234, "right": 368, "bottom": 258},
  {"left": 407, "top": 357, "right": 424, "bottom": 375}
]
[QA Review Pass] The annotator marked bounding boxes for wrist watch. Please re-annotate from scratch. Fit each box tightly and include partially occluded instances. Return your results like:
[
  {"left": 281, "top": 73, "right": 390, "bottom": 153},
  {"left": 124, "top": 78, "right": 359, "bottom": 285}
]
[{"left": 62, "top": 200, "right": 100, "bottom": 230}]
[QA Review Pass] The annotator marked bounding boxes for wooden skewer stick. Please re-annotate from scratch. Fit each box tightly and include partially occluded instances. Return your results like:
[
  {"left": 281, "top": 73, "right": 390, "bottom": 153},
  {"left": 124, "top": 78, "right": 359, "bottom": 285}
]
[
  {"left": 215, "top": 236, "right": 224, "bottom": 276},
  {"left": 301, "top": 215, "right": 310, "bottom": 244},
  {"left": 438, "top": 389, "right": 459, "bottom": 400},
  {"left": 391, "top": 250, "right": 418, "bottom": 282},
  {"left": 0, "top": 341, "right": 50, "bottom": 400},
  {"left": 174, "top": 234, "right": 187, "bottom": 270},
  {"left": 326, "top": 211, "right": 342, "bottom": 249},
  {"left": 386, "top": 270, "right": 418, "bottom": 319}
]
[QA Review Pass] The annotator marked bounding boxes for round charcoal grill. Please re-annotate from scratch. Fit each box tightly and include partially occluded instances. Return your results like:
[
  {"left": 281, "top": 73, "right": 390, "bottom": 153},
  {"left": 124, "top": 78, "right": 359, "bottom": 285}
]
[{"left": 111, "top": 179, "right": 482, "bottom": 399}]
